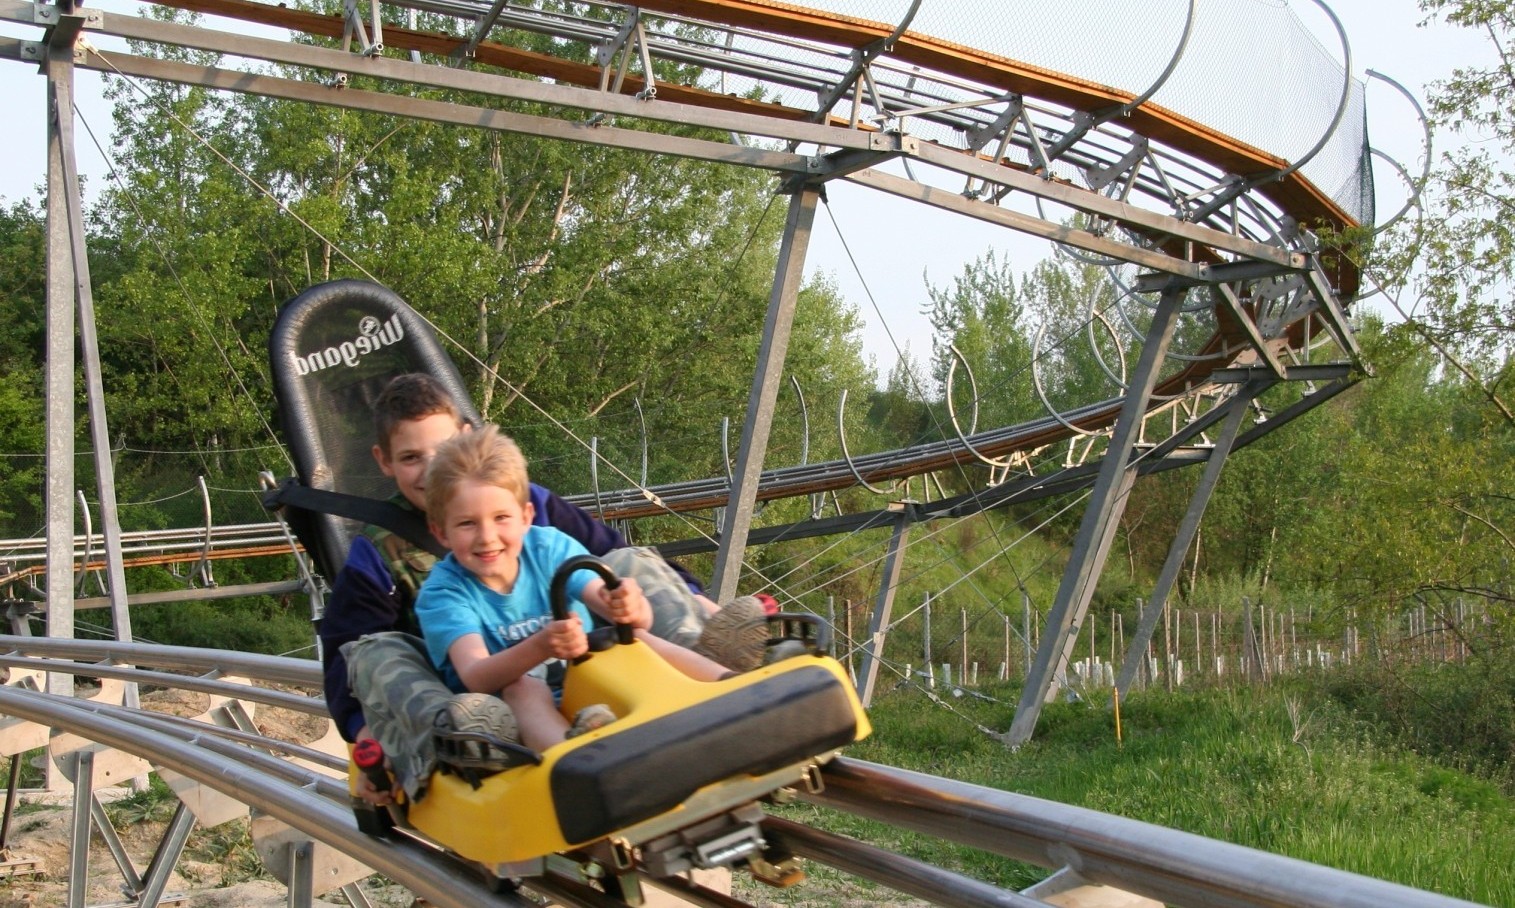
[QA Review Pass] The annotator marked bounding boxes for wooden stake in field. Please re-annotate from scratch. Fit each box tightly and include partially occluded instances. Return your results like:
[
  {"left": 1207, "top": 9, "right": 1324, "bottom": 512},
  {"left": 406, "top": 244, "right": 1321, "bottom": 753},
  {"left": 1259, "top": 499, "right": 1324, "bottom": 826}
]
[
  {"left": 1163, "top": 599, "right": 1173, "bottom": 693},
  {"left": 923, "top": 592, "right": 933, "bottom": 687},
  {"left": 961, "top": 608, "right": 968, "bottom": 685},
  {"left": 1002, "top": 613, "right": 1010, "bottom": 682},
  {"left": 1194, "top": 611, "right": 1201, "bottom": 680}
]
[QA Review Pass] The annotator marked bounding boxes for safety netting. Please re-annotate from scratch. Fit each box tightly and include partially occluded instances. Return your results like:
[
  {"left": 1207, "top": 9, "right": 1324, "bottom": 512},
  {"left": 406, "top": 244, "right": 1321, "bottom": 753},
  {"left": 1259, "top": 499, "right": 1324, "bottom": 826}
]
[{"left": 661, "top": 0, "right": 1374, "bottom": 227}]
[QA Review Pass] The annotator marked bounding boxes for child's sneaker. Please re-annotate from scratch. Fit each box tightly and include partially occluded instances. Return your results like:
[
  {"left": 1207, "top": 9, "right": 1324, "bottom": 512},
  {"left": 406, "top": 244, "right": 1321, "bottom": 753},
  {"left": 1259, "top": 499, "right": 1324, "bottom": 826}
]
[
  {"left": 566, "top": 704, "right": 617, "bottom": 739},
  {"left": 693, "top": 595, "right": 770, "bottom": 672},
  {"left": 440, "top": 693, "right": 519, "bottom": 744}
]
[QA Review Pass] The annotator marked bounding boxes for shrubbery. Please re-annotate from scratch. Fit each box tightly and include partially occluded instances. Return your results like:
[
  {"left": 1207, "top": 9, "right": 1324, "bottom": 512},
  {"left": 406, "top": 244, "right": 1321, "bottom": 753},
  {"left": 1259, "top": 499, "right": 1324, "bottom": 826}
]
[{"left": 1323, "top": 645, "right": 1515, "bottom": 788}]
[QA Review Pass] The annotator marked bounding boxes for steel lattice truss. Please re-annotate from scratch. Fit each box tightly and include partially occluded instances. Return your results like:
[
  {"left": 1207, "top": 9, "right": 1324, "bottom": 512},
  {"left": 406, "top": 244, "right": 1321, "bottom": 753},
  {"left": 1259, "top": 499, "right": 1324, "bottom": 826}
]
[
  {"left": 0, "top": 0, "right": 1373, "bottom": 445},
  {"left": 1, "top": 0, "right": 1390, "bottom": 738}
]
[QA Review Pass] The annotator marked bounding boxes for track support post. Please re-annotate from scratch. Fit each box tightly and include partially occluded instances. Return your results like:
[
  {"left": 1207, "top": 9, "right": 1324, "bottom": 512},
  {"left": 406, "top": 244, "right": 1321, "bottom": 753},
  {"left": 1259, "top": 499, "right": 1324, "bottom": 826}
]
[
  {"left": 1004, "top": 287, "right": 1186, "bottom": 746},
  {"left": 1114, "top": 385, "right": 1258, "bottom": 699},
  {"left": 710, "top": 185, "right": 820, "bottom": 602},
  {"left": 856, "top": 509, "right": 912, "bottom": 706}
]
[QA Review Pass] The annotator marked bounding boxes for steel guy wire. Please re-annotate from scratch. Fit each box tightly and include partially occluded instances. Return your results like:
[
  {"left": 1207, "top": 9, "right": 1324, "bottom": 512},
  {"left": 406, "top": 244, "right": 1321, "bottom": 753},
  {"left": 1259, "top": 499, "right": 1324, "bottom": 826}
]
[
  {"left": 77, "top": 101, "right": 294, "bottom": 475},
  {"left": 86, "top": 48, "right": 805, "bottom": 597},
  {"left": 821, "top": 192, "right": 1168, "bottom": 612}
]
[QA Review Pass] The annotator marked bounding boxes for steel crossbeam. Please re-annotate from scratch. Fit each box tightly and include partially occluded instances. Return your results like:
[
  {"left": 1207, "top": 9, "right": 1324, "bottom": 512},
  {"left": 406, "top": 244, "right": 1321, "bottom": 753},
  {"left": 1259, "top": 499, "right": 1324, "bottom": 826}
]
[{"left": 5, "top": 0, "right": 1376, "bottom": 756}]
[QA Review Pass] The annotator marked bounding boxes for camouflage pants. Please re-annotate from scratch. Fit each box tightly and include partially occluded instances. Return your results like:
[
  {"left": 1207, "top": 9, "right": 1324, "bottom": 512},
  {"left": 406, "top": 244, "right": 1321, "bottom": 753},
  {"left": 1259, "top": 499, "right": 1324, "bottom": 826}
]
[
  {"left": 602, "top": 546, "right": 707, "bottom": 649},
  {"left": 342, "top": 631, "right": 452, "bottom": 801}
]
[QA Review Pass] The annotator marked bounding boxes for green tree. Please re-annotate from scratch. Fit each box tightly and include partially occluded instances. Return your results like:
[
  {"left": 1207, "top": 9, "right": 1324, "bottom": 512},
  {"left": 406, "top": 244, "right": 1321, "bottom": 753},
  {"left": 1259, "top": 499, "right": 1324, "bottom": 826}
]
[
  {"left": 1284, "top": 324, "right": 1512, "bottom": 626},
  {"left": 0, "top": 201, "right": 46, "bottom": 532},
  {"left": 927, "top": 250, "right": 1040, "bottom": 433},
  {"left": 1015, "top": 257, "right": 1138, "bottom": 419},
  {"left": 1373, "top": 0, "right": 1514, "bottom": 423}
]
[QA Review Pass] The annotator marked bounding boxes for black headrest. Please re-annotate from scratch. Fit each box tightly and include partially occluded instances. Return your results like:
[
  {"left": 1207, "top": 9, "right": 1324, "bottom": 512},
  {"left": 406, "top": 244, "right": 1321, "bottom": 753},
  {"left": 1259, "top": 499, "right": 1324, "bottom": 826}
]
[{"left": 268, "top": 279, "right": 478, "bottom": 579}]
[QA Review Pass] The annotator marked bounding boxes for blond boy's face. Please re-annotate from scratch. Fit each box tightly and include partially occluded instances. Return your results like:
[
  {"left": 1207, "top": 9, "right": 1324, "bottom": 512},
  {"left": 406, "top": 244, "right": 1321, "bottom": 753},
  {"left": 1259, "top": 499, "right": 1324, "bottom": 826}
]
[
  {"left": 373, "top": 413, "right": 463, "bottom": 512},
  {"left": 430, "top": 479, "right": 535, "bottom": 593}
]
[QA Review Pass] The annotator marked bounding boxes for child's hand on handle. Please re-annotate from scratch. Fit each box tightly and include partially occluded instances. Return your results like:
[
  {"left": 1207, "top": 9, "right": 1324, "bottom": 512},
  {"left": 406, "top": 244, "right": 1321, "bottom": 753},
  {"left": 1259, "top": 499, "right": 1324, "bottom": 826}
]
[
  {"left": 544, "top": 615, "right": 589, "bottom": 661},
  {"left": 603, "top": 576, "right": 652, "bottom": 630}
]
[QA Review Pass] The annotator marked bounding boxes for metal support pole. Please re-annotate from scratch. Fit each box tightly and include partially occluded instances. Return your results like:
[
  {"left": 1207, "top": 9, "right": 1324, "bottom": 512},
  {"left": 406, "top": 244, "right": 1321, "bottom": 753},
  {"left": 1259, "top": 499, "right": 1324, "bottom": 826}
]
[
  {"left": 43, "top": 20, "right": 81, "bottom": 698},
  {"left": 1004, "top": 288, "right": 1186, "bottom": 746},
  {"left": 53, "top": 41, "right": 139, "bottom": 708},
  {"left": 287, "top": 840, "right": 315, "bottom": 908},
  {"left": 856, "top": 511, "right": 911, "bottom": 706},
  {"left": 1114, "top": 386, "right": 1257, "bottom": 700},
  {"left": 921, "top": 593, "right": 931, "bottom": 683},
  {"left": 137, "top": 801, "right": 197, "bottom": 907},
  {"left": 67, "top": 751, "right": 92, "bottom": 908},
  {"left": 0, "top": 756, "right": 21, "bottom": 849},
  {"left": 709, "top": 186, "right": 820, "bottom": 602},
  {"left": 91, "top": 795, "right": 145, "bottom": 893}
]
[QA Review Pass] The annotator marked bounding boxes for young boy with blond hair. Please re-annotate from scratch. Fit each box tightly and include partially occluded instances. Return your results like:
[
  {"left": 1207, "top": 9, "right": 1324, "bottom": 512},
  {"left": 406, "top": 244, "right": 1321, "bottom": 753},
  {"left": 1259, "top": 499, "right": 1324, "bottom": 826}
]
[{"left": 416, "top": 425, "right": 727, "bottom": 749}]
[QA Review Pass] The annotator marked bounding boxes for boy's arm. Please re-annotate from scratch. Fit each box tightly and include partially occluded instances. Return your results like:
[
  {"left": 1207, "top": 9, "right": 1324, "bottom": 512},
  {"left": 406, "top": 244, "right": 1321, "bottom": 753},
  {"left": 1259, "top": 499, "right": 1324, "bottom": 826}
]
[
  {"left": 580, "top": 576, "right": 652, "bottom": 631},
  {"left": 318, "top": 537, "right": 403, "bottom": 742},
  {"left": 447, "top": 623, "right": 586, "bottom": 694},
  {"left": 534, "top": 485, "right": 707, "bottom": 596},
  {"left": 534, "top": 484, "right": 626, "bottom": 553}
]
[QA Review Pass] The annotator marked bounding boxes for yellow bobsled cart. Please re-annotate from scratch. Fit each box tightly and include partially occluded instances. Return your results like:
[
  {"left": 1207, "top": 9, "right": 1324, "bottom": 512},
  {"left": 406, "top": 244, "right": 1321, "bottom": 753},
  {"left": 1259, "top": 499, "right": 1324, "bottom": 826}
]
[{"left": 353, "top": 555, "right": 870, "bottom": 885}]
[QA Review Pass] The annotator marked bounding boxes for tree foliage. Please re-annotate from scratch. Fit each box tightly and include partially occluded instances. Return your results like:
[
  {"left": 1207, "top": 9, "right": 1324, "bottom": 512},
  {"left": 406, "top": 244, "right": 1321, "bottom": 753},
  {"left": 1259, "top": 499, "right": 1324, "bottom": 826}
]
[
  {"left": 0, "top": 201, "right": 46, "bottom": 530},
  {"left": 1372, "top": 0, "right": 1514, "bottom": 422}
]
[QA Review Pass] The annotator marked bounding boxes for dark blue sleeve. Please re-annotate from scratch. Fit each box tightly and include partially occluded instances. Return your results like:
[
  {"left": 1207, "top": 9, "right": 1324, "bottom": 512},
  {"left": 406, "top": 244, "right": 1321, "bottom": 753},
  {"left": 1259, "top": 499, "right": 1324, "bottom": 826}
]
[
  {"left": 318, "top": 536, "right": 403, "bottom": 742},
  {"left": 529, "top": 483, "right": 706, "bottom": 596}
]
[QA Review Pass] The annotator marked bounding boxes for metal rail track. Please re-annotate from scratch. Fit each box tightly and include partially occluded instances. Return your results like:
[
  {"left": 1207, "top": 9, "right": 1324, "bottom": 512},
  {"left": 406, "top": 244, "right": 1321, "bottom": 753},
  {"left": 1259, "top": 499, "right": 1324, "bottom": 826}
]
[{"left": 0, "top": 636, "right": 1484, "bottom": 908}]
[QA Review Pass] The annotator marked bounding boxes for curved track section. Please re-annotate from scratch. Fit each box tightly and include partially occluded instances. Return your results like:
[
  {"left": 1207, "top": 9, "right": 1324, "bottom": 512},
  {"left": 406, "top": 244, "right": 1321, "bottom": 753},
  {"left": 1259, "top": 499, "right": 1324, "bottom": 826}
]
[
  {"left": 0, "top": 0, "right": 1382, "bottom": 571},
  {"left": 0, "top": 637, "right": 1482, "bottom": 908},
  {"left": 2, "top": 0, "right": 1373, "bottom": 325},
  {"left": 0, "top": 0, "right": 1375, "bottom": 529}
]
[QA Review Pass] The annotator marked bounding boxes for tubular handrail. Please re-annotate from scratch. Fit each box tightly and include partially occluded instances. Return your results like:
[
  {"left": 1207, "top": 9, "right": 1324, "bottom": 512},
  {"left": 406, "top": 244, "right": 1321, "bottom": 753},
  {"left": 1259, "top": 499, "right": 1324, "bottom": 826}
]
[
  {"left": 0, "top": 647, "right": 1484, "bottom": 907},
  {"left": 0, "top": 683, "right": 534, "bottom": 908},
  {"left": 0, "top": 652, "right": 323, "bottom": 715},
  {"left": 809, "top": 757, "right": 1483, "bottom": 908},
  {"left": 0, "top": 635, "right": 321, "bottom": 688}
]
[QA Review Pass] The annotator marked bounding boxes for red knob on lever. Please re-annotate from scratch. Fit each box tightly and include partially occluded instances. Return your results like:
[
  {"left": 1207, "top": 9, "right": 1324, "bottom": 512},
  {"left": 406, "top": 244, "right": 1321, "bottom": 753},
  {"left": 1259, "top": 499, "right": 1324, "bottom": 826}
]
[{"left": 352, "top": 738, "right": 390, "bottom": 793}]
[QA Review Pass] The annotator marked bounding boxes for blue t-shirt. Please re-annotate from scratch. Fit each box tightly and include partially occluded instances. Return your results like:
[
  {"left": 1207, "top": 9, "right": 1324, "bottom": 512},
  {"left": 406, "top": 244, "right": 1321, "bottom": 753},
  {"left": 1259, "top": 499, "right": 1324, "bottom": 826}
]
[{"left": 414, "top": 526, "right": 597, "bottom": 692}]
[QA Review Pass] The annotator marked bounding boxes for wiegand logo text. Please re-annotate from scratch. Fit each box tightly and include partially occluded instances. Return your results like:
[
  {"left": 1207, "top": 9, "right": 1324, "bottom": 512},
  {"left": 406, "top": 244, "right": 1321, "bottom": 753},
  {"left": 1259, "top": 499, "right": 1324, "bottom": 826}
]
[{"left": 292, "top": 313, "right": 406, "bottom": 375}]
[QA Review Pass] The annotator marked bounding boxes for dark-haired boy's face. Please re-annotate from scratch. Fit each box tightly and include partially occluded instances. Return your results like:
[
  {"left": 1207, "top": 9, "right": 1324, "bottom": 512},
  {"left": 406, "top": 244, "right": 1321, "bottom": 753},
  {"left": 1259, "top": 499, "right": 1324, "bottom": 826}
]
[{"left": 373, "top": 413, "right": 462, "bottom": 512}]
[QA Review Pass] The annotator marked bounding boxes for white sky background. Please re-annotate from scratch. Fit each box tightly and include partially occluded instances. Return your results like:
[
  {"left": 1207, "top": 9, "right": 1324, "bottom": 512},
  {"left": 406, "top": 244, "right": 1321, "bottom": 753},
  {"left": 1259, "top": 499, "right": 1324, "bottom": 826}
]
[{"left": 0, "top": 1, "right": 1497, "bottom": 381}]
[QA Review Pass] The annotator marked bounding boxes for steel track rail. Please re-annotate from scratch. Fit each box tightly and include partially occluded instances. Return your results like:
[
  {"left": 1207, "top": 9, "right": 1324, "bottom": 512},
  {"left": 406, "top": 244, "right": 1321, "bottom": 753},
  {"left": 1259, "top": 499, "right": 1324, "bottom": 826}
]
[
  {"left": 0, "top": 682, "right": 687, "bottom": 908},
  {"left": 0, "top": 652, "right": 324, "bottom": 715},
  {"left": 0, "top": 381, "right": 1337, "bottom": 568},
  {"left": 807, "top": 757, "right": 1484, "bottom": 908},
  {"left": 0, "top": 683, "right": 536, "bottom": 908},
  {"left": 0, "top": 646, "right": 1483, "bottom": 908},
  {"left": 0, "top": 635, "right": 322, "bottom": 688}
]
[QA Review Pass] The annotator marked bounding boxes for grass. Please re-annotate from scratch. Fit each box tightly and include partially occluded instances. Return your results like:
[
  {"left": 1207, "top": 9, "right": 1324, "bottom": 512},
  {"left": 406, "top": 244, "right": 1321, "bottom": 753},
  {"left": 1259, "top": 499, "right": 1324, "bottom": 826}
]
[
  {"left": 103, "top": 774, "right": 180, "bottom": 827},
  {"left": 770, "top": 679, "right": 1514, "bottom": 906}
]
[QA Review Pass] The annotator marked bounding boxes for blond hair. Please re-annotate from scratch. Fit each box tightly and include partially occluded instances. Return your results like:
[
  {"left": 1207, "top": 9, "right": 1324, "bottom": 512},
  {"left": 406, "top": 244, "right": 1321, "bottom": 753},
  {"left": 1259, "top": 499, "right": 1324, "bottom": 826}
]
[{"left": 424, "top": 424, "right": 530, "bottom": 519}]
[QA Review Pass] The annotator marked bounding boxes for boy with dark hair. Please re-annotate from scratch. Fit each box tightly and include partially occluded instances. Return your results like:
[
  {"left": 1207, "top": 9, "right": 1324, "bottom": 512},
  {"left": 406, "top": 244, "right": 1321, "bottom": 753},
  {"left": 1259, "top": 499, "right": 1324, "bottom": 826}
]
[{"left": 320, "top": 374, "right": 767, "bottom": 801}]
